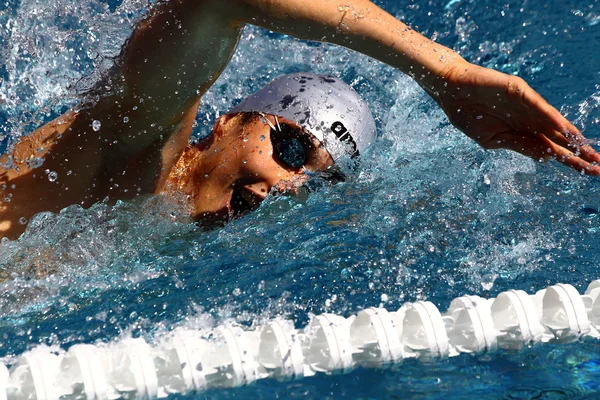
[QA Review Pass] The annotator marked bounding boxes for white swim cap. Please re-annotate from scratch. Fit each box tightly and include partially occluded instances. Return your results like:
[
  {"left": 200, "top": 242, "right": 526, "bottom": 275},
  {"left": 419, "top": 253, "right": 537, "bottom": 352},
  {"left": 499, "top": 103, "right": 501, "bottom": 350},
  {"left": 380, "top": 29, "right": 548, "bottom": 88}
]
[{"left": 230, "top": 73, "right": 376, "bottom": 161}]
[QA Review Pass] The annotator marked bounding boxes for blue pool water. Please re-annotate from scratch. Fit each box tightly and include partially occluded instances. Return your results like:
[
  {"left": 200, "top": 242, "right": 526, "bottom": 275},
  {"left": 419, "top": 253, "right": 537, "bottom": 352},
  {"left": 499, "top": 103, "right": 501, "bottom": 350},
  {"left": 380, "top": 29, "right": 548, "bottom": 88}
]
[{"left": 1, "top": 0, "right": 600, "bottom": 398}]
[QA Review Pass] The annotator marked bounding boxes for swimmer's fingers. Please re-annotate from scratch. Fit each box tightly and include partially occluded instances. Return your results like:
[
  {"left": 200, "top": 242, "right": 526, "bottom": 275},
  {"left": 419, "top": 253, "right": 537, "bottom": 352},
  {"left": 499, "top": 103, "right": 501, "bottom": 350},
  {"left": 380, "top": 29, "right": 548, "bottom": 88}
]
[
  {"left": 488, "top": 132, "right": 600, "bottom": 176},
  {"left": 524, "top": 88, "right": 600, "bottom": 164},
  {"left": 544, "top": 136, "right": 600, "bottom": 176},
  {"left": 544, "top": 128, "right": 600, "bottom": 165}
]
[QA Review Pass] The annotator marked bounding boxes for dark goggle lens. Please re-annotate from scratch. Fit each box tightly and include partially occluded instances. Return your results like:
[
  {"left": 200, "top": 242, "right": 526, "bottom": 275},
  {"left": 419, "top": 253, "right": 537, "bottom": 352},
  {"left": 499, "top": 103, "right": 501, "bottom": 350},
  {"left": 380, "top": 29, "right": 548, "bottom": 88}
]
[
  {"left": 271, "top": 125, "right": 307, "bottom": 169},
  {"left": 276, "top": 138, "right": 306, "bottom": 168}
]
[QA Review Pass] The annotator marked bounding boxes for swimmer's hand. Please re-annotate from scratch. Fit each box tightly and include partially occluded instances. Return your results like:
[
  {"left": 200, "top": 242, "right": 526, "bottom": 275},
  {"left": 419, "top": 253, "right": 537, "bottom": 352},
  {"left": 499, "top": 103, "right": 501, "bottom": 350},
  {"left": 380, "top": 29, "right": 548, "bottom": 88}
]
[{"left": 429, "top": 62, "right": 600, "bottom": 175}]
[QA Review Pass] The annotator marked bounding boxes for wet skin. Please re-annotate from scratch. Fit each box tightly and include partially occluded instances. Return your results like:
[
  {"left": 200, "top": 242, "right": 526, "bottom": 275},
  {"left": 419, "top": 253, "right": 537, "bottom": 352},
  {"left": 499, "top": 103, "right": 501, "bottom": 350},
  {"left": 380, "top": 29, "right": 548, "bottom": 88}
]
[
  {"left": 2, "top": 0, "right": 599, "bottom": 239},
  {"left": 0, "top": 110, "right": 333, "bottom": 238},
  {"left": 164, "top": 113, "right": 334, "bottom": 224}
]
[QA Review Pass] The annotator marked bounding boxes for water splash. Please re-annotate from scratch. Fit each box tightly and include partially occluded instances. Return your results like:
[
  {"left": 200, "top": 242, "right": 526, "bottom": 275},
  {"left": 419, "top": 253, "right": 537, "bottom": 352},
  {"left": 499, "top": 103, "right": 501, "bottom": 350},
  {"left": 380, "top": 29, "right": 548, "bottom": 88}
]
[
  {"left": 0, "top": 0, "right": 599, "bottom": 397},
  {"left": 0, "top": 0, "right": 150, "bottom": 152},
  {"left": 0, "top": 196, "right": 195, "bottom": 320}
]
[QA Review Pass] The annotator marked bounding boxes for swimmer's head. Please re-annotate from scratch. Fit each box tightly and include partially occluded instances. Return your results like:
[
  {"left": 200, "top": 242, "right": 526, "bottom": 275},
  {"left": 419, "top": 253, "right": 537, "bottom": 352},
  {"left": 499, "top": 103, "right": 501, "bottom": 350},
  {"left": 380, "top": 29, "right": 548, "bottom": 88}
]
[
  {"left": 230, "top": 73, "right": 377, "bottom": 161},
  {"left": 169, "top": 73, "right": 376, "bottom": 225}
]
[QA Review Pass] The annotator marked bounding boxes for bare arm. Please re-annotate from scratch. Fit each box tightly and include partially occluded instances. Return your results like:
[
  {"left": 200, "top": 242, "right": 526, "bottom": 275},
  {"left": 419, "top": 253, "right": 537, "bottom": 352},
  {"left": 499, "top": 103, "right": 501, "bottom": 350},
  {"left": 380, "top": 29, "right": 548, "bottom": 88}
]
[
  {"left": 3, "top": 0, "right": 598, "bottom": 239},
  {"left": 14, "top": 0, "right": 600, "bottom": 179},
  {"left": 0, "top": 0, "right": 242, "bottom": 238},
  {"left": 230, "top": 0, "right": 461, "bottom": 88},
  {"left": 227, "top": 0, "right": 600, "bottom": 174}
]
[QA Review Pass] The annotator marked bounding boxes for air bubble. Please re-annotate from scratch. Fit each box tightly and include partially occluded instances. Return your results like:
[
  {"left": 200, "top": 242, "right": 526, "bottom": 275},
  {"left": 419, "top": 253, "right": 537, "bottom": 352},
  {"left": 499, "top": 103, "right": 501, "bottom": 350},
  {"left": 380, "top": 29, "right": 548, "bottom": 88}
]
[
  {"left": 92, "top": 120, "right": 101, "bottom": 131},
  {"left": 47, "top": 171, "right": 58, "bottom": 182}
]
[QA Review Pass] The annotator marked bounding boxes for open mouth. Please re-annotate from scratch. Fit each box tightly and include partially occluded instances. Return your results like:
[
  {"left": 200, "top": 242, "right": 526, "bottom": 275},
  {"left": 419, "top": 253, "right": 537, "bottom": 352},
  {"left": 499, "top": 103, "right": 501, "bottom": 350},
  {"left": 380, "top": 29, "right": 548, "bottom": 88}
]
[{"left": 228, "top": 186, "right": 265, "bottom": 219}]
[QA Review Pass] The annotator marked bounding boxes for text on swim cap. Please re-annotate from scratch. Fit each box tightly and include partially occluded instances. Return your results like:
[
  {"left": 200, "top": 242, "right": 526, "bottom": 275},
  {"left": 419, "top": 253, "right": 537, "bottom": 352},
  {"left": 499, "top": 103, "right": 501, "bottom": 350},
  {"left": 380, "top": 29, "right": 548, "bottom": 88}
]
[{"left": 331, "top": 121, "right": 359, "bottom": 158}]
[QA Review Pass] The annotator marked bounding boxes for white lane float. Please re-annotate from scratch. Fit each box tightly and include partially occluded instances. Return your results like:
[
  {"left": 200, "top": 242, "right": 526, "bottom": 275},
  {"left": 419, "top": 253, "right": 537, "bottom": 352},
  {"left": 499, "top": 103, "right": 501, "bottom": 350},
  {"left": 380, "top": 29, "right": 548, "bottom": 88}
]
[{"left": 4, "top": 279, "right": 600, "bottom": 400}]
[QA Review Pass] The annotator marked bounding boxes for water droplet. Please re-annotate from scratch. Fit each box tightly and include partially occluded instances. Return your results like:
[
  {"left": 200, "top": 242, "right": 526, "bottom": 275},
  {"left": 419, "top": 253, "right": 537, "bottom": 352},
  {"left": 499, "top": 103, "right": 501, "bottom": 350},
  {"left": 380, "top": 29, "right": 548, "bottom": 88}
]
[
  {"left": 481, "top": 274, "right": 498, "bottom": 291},
  {"left": 92, "top": 120, "right": 101, "bottom": 131},
  {"left": 26, "top": 157, "right": 45, "bottom": 169},
  {"left": 476, "top": 115, "right": 483, "bottom": 120},
  {"left": 123, "top": 116, "right": 129, "bottom": 123},
  {"left": 242, "top": 159, "right": 247, "bottom": 164},
  {"left": 18, "top": 217, "right": 27, "bottom": 225},
  {"left": 259, "top": 135, "right": 265, "bottom": 142},
  {"left": 572, "top": 9, "right": 584, "bottom": 17},
  {"left": 47, "top": 171, "right": 58, "bottom": 182}
]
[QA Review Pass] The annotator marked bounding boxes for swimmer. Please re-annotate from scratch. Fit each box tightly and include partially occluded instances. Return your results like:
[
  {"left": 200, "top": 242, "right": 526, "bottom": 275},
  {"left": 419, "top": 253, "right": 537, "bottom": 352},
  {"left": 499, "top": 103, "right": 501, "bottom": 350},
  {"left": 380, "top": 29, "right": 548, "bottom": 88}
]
[{"left": 1, "top": 0, "right": 599, "bottom": 240}]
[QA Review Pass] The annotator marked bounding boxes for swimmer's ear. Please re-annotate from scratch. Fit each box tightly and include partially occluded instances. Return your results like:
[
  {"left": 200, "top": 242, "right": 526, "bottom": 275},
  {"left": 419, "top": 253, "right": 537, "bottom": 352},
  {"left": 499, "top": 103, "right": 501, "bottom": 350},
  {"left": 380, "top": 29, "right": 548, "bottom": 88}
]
[
  {"left": 216, "top": 113, "right": 237, "bottom": 125},
  {"left": 213, "top": 112, "right": 260, "bottom": 138},
  {"left": 211, "top": 114, "right": 235, "bottom": 138}
]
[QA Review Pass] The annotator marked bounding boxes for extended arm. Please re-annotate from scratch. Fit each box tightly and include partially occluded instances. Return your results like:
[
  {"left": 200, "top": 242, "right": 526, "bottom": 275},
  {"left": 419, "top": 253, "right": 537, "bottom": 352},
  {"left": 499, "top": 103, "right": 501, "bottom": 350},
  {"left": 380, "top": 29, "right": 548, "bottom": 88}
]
[
  {"left": 11, "top": 0, "right": 598, "bottom": 179},
  {"left": 226, "top": 0, "right": 600, "bottom": 174},
  {"left": 2, "top": 0, "right": 598, "bottom": 239}
]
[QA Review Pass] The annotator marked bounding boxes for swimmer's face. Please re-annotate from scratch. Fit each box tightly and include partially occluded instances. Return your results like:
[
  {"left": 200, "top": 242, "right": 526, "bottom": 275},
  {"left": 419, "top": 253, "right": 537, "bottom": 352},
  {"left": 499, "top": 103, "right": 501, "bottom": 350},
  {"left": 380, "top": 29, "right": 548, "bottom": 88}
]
[{"left": 187, "top": 113, "right": 334, "bottom": 223}]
